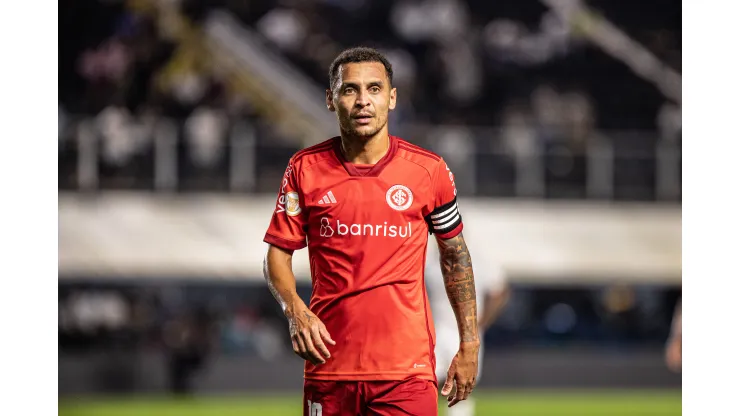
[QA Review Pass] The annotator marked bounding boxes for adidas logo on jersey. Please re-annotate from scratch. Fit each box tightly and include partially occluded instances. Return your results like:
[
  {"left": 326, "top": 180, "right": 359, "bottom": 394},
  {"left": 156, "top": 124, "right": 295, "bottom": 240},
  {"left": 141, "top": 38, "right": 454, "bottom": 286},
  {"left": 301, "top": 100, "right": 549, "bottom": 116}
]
[{"left": 317, "top": 190, "right": 337, "bottom": 205}]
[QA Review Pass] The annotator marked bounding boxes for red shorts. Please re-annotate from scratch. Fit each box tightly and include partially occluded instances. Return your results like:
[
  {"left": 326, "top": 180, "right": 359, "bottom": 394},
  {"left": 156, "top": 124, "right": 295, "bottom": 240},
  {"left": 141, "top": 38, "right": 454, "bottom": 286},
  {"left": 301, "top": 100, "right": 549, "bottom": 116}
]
[{"left": 303, "top": 377, "right": 438, "bottom": 415}]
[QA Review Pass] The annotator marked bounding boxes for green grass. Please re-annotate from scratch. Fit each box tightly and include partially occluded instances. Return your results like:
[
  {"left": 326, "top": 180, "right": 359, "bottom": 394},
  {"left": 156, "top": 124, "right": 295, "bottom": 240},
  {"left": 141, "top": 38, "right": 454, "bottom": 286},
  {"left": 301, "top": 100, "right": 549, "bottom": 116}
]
[{"left": 59, "top": 390, "right": 681, "bottom": 416}]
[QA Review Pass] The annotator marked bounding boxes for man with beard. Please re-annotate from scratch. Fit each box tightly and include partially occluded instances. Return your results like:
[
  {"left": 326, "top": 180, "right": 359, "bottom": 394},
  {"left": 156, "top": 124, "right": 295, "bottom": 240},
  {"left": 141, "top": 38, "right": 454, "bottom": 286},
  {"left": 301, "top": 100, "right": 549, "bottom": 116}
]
[{"left": 263, "top": 47, "right": 481, "bottom": 415}]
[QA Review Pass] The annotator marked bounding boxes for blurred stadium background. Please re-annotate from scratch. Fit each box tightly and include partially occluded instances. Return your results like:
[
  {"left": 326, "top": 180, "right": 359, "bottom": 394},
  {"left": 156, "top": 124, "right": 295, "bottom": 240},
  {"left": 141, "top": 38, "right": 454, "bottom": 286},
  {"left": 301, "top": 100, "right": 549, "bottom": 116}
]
[{"left": 58, "top": 0, "right": 681, "bottom": 414}]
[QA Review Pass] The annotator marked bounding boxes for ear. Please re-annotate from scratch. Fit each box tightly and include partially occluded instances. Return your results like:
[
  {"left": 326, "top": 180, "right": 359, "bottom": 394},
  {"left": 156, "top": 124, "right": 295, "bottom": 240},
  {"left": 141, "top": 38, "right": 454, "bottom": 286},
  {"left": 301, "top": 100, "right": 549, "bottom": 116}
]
[
  {"left": 326, "top": 89, "right": 335, "bottom": 112},
  {"left": 388, "top": 87, "right": 397, "bottom": 111}
]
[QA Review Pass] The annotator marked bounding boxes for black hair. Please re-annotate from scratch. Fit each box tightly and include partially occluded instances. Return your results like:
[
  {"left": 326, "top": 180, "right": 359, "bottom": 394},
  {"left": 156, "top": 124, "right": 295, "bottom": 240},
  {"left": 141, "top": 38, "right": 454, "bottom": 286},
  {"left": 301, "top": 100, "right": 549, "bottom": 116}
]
[{"left": 328, "top": 47, "right": 394, "bottom": 91}]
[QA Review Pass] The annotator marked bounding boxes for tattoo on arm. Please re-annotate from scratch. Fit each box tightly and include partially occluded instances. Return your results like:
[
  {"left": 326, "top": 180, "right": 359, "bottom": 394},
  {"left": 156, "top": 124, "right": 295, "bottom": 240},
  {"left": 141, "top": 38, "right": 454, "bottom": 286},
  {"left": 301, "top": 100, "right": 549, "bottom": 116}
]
[{"left": 437, "top": 233, "right": 479, "bottom": 343}]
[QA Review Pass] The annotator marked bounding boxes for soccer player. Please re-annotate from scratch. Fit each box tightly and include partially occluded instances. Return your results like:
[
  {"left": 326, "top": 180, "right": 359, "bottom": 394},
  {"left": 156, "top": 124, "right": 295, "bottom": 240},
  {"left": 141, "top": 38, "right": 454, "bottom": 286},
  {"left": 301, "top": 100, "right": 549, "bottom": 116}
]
[
  {"left": 263, "top": 47, "right": 481, "bottom": 415},
  {"left": 426, "top": 239, "right": 510, "bottom": 416},
  {"left": 665, "top": 296, "right": 681, "bottom": 372}
]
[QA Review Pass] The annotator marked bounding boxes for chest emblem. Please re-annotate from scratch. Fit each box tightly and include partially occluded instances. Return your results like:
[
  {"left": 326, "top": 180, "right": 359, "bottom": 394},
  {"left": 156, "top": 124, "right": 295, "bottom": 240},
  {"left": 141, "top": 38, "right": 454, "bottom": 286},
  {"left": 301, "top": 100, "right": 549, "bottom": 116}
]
[{"left": 386, "top": 185, "right": 413, "bottom": 211}]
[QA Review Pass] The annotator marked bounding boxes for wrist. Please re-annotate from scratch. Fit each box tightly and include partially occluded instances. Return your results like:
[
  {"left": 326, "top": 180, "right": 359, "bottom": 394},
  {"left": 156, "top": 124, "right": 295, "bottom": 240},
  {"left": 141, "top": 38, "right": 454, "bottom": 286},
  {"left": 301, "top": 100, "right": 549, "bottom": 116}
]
[
  {"left": 460, "top": 339, "right": 481, "bottom": 350},
  {"left": 282, "top": 294, "right": 304, "bottom": 318}
]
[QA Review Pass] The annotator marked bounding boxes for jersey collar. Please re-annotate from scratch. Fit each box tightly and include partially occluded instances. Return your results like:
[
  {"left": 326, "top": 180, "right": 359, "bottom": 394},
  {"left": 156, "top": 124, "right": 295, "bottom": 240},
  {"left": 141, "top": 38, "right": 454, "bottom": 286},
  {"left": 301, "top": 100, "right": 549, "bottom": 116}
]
[{"left": 333, "top": 135, "right": 398, "bottom": 177}]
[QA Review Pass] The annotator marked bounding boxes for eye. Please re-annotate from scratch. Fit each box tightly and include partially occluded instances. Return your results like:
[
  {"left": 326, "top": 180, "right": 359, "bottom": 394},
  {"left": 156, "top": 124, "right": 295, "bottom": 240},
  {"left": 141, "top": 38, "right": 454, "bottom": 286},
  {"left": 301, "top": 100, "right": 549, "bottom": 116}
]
[
  {"left": 369, "top": 86, "right": 381, "bottom": 93},
  {"left": 343, "top": 87, "right": 356, "bottom": 95}
]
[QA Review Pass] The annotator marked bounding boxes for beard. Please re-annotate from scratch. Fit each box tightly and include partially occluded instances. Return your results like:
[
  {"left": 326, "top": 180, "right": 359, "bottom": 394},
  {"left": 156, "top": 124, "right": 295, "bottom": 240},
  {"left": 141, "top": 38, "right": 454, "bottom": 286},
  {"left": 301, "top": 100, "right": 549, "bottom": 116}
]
[{"left": 340, "top": 116, "right": 387, "bottom": 139}]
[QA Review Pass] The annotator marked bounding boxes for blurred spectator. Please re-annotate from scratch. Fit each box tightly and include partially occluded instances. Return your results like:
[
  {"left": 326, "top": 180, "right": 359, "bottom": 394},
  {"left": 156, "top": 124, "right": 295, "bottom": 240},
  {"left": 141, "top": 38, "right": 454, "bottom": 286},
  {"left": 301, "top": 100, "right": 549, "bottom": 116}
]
[
  {"left": 391, "top": 0, "right": 469, "bottom": 44},
  {"left": 482, "top": 19, "right": 527, "bottom": 64},
  {"left": 384, "top": 47, "right": 419, "bottom": 131},
  {"left": 657, "top": 102, "right": 682, "bottom": 143},
  {"left": 531, "top": 84, "right": 564, "bottom": 144},
  {"left": 184, "top": 105, "right": 229, "bottom": 169},
  {"left": 429, "top": 125, "right": 475, "bottom": 195},
  {"left": 97, "top": 105, "right": 137, "bottom": 167},
  {"left": 382, "top": 47, "right": 418, "bottom": 91},
  {"left": 163, "top": 307, "right": 216, "bottom": 395},
  {"left": 482, "top": 11, "right": 573, "bottom": 67},
  {"left": 437, "top": 36, "right": 483, "bottom": 105},
  {"left": 60, "top": 291, "right": 130, "bottom": 335},
  {"left": 256, "top": 6, "right": 309, "bottom": 54},
  {"left": 156, "top": 49, "right": 210, "bottom": 114},
  {"left": 78, "top": 37, "right": 132, "bottom": 84},
  {"left": 561, "top": 90, "right": 596, "bottom": 153},
  {"left": 501, "top": 102, "right": 537, "bottom": 159}
]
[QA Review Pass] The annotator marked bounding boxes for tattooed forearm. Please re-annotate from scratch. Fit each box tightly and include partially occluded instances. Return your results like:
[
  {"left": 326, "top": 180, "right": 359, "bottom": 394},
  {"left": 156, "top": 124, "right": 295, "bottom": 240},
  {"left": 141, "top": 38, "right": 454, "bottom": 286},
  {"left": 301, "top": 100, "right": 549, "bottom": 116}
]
[{"left": 437, "top": 233, "right": 479, "bottom": 343}]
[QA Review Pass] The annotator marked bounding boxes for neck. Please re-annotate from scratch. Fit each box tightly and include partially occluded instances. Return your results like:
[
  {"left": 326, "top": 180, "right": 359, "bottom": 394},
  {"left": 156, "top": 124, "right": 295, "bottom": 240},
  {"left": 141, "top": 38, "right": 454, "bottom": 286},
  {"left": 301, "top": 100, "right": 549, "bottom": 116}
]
[{"left": 340, "top": 130, "right": 390, "bottom": 165}]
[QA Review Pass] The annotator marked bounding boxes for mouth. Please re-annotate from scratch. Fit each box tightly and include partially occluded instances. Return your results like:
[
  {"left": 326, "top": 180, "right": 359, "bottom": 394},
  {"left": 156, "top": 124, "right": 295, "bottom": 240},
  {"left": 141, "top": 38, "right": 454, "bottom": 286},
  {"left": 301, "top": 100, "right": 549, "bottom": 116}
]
[{"left": 352, "top": 115, "right": 373, "bottom": 125}]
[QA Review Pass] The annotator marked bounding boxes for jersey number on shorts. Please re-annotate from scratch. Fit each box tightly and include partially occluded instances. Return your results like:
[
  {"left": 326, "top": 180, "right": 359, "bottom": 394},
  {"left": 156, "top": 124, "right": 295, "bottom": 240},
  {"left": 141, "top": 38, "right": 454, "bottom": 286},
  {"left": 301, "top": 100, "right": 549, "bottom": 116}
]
[{"left": 307, "top": 400, "right": 323, "bottom": 416}]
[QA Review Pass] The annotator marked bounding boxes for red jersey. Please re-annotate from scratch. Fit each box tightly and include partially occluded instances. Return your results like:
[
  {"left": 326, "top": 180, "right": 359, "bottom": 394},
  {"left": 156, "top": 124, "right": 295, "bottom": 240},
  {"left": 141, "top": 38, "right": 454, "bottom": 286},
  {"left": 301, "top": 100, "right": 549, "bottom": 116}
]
[{"left": 264, "top": 135, "right": 463, "bottom": 382}]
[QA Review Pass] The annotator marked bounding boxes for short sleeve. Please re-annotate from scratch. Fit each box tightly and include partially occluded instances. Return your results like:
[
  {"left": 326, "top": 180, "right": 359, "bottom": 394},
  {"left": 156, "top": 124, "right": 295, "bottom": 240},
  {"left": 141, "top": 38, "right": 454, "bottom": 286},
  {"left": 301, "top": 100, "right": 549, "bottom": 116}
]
[
  {"left": 425, "top": 158, "right": 463, "bottom": 239},
  {"left": 263, "top": 159, "right": 309, "bottom": 251}
]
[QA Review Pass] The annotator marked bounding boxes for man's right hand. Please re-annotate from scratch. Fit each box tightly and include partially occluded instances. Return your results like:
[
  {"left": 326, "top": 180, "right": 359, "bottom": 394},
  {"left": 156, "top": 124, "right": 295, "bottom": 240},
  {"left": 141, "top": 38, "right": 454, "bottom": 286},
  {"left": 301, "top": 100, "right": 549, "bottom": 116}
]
[
  {"left": 286, "top": 303, "right": 336, "bottom": 365},
  {"left": 665, "top": 335, "right": 681, "bottom": 372}
]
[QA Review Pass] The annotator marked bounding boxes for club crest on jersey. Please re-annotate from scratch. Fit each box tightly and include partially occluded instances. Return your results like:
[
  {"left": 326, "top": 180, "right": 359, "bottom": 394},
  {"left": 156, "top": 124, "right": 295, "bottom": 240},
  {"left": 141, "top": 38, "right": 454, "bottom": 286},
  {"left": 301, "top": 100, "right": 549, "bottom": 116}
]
[
  {"left": 386, "top": 185, "right": 413, "bottom": 211},
  {"left": 285, "top": 191, "right": 302, "bottom": 217}
]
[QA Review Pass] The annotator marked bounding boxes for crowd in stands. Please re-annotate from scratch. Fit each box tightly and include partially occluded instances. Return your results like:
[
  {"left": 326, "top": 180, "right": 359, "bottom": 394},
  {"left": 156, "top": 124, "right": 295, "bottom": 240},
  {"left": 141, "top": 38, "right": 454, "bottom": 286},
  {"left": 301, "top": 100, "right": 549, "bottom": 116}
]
[{"left": 59, "top": 0, "right": 681, "bottom": 200}]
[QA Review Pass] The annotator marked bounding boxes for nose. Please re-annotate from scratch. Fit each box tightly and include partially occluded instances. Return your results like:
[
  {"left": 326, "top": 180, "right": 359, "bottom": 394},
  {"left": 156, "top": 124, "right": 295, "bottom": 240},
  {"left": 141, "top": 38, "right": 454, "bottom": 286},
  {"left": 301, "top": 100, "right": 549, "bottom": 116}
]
[{"left": 354, "top": 90, "right": 370, "bottom": 108}]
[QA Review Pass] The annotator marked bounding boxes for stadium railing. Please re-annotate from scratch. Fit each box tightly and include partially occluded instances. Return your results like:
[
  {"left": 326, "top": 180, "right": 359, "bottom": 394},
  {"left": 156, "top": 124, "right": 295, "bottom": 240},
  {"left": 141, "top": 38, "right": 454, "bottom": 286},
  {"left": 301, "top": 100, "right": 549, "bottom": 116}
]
[{"left": 59, "top": 116, "right": 681, "bottom": 203}]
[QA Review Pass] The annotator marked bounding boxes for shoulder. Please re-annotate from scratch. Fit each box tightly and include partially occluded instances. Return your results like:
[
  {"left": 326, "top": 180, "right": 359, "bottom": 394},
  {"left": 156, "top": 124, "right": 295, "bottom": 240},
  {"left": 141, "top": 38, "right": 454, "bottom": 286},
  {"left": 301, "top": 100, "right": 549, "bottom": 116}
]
[
  {"left": 290, "top": 137, "right": 338, "bottom": 170},
  {"left": 393, "top": 136, "right": 445, "bottom": 173}
]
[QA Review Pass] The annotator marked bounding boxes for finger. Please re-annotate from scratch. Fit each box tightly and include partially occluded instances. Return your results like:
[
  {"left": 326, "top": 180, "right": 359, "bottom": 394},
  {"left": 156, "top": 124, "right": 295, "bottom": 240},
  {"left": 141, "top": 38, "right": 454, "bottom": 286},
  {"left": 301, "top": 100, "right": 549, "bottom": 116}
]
[
  {"left": 294, "top": 335, "right": 308, "bottom": 359},
  {"left": 456, "top": 381, "right": 466, "bottom": 401},
  {"left": 294, "top": 334, "right": 305, "bottom": 354},
  {"left": 448, "top": 390, "right": 461, "bottom": 407},
  {"left": 446, "top": 381, "right": 457, "bottom": 403},
  {"left": 311, "top": 327, "right": 331, "bottom": 359},
  {"left": 291, "top": 338, "right": 300, "bottom": 354},
  {"left": 441, "top": 362, "right": 456, "bottom": 396},
  {"left": 319, "top": 325, "right": 336, "bottom": 346},
  {"left": 448, "top": 387, "right": 465, "bottom": 407},
  {"left": 301, "top": 330, "right": 326, "bottom": 365},
  {"left": 449, "top": 379, "right": 466, "bottom": 407},
  {"left": 463, "top": 381, "right": 474, "bottom": 400},
  {"left": 441, "top": 375, "right": 455, "bottom": 396}
]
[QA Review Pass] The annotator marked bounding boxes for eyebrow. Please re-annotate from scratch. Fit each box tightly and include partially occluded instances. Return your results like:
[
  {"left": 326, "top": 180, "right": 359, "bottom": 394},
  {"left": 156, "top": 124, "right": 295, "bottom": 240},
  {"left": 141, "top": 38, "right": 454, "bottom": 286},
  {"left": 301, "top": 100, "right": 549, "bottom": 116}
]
[{"left": 340, "top": 80, "right": 385, "bottom": 90}]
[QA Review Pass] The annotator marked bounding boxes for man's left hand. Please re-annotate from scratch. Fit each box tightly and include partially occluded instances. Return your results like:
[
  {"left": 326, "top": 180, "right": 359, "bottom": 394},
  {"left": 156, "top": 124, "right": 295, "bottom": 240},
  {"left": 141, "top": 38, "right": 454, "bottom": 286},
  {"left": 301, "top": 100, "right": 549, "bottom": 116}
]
[{"left": 441, "top": 341, "right": 480, "bottom": 407}]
